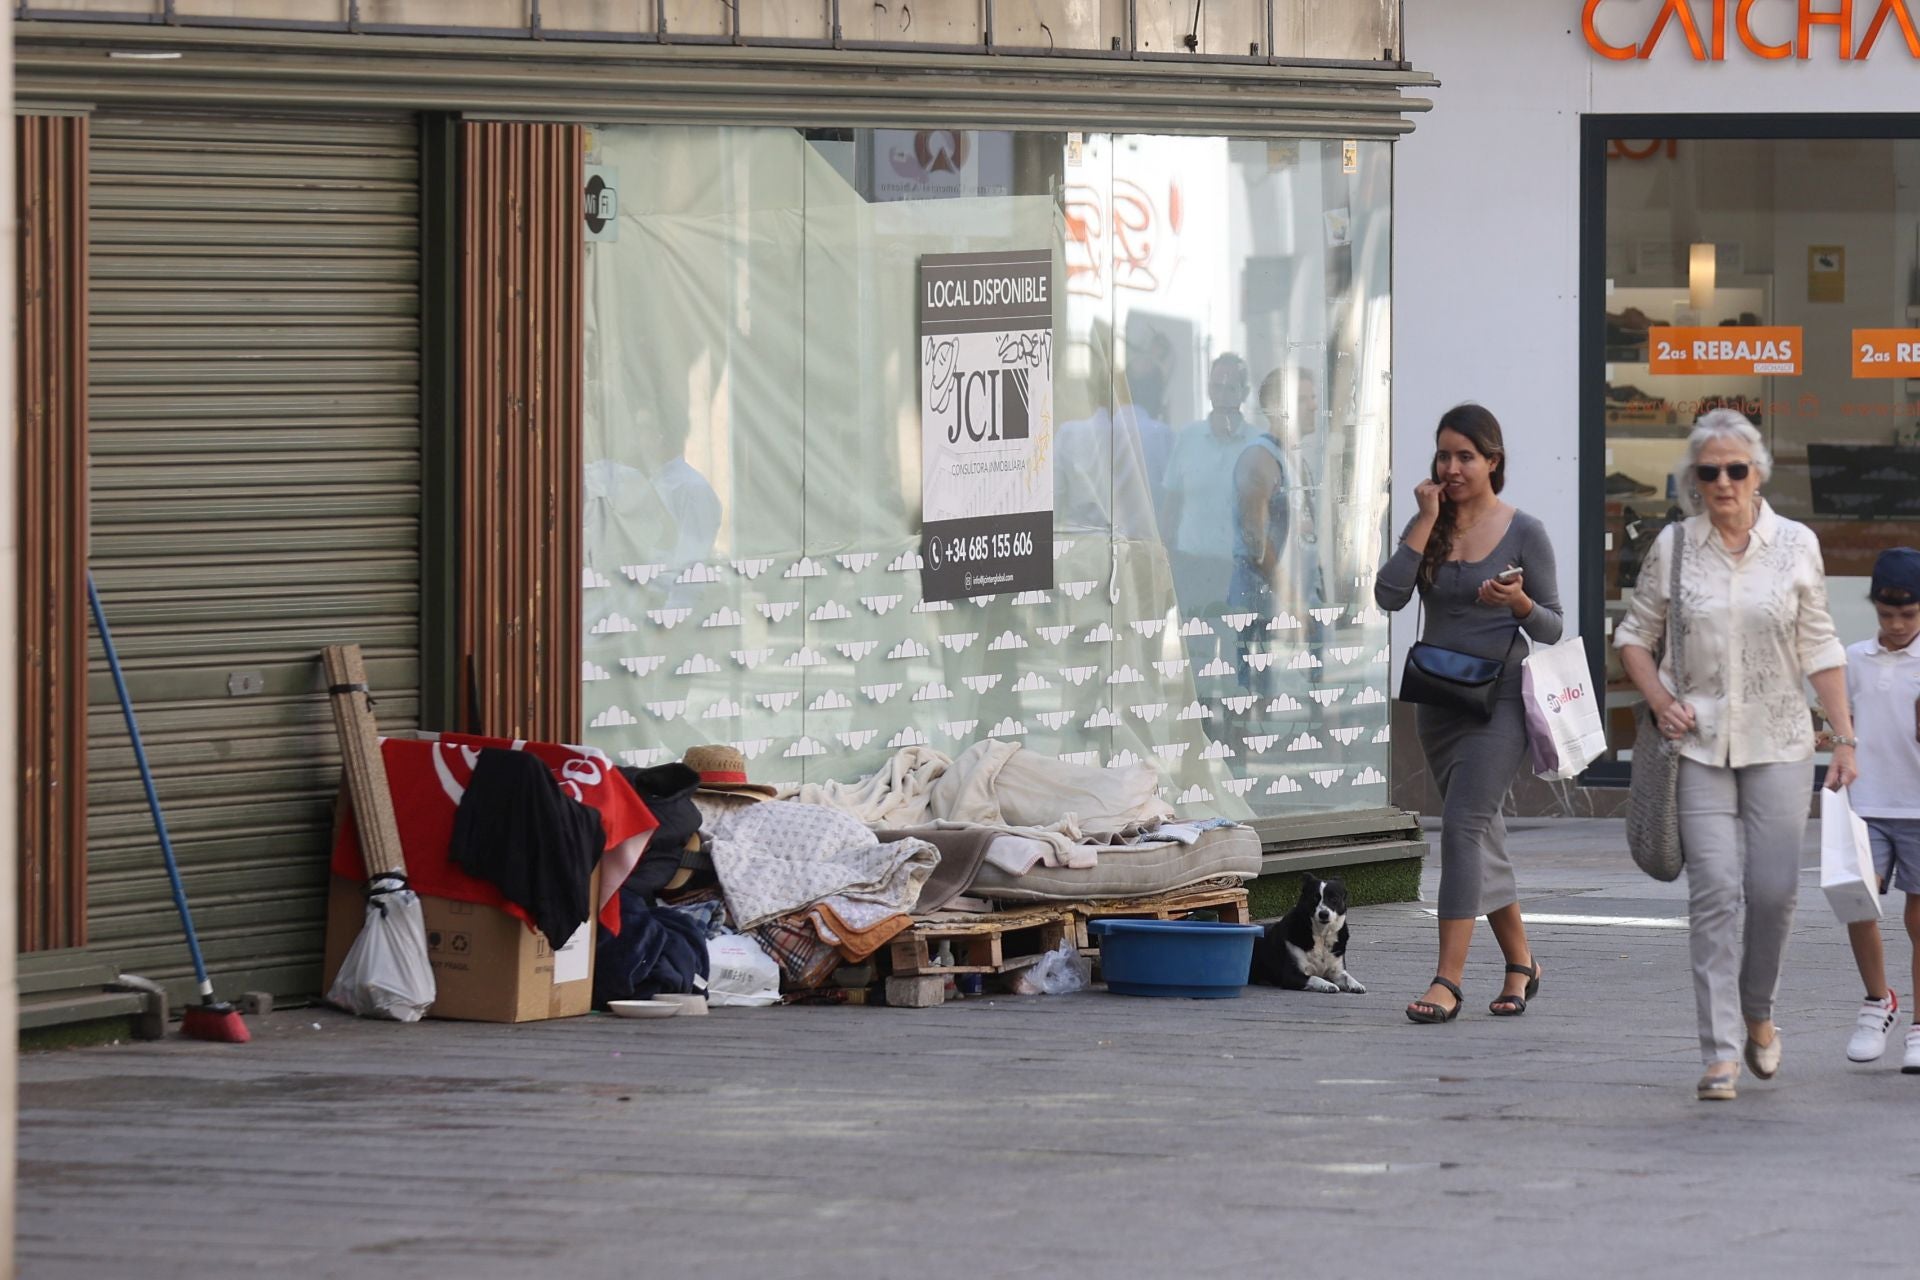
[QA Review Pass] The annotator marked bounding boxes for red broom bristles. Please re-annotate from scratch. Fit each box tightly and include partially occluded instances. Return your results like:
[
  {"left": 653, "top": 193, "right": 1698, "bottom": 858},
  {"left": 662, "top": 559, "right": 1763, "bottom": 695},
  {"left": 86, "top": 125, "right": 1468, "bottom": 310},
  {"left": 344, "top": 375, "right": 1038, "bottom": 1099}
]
[{"left": 180, "top": 1002, "right": 251, "bottom": 1044}]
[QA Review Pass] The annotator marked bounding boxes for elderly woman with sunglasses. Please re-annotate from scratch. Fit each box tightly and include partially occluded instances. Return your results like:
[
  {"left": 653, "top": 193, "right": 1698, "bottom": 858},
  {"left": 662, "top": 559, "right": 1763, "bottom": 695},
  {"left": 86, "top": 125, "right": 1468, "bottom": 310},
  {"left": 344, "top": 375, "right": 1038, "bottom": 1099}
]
[{"left": 1615, "top": 409, "right": 1857, "bottom": 1102}]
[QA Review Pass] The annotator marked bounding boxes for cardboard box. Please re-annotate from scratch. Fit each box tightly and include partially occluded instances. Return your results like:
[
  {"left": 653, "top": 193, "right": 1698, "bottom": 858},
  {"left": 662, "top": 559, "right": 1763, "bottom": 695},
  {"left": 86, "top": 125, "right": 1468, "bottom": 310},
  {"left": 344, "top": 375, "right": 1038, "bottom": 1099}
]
[{"left": 322, "top": 873, "right": 598, "bottom": 1023}]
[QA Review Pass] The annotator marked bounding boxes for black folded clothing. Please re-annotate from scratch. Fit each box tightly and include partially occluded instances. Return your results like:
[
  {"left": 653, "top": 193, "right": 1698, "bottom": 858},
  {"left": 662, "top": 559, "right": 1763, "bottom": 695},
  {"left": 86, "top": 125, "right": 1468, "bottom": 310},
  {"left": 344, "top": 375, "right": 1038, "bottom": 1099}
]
[
  {"left": 450, "top": 747, "right": 603, "bottom": 949},
  {"left": 617, "top": 763, "right": 702, "bottom": 906},
  {"left": 595, "top": 899, "right": 709, "bottom": 1006}
]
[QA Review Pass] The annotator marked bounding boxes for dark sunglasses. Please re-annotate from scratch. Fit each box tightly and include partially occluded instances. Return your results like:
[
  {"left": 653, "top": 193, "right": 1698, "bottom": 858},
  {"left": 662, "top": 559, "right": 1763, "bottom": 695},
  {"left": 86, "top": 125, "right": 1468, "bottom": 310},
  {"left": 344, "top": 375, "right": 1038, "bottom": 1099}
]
[{"left": 1694, "top": 462, "right": 1752, "bottom": 484}]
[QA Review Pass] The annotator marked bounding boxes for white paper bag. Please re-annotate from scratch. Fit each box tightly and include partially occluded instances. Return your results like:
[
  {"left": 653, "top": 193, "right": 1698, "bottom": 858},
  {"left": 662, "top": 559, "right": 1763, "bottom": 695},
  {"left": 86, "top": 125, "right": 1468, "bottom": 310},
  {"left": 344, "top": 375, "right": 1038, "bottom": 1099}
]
[
  {"left": 1821, "top": 788, "right": 1883, "bottom": 924},
  {"left": 705, "top": 933, "right": 781, "bottom": 1007},
  {"left": 1521, "top": 637, "right": 1608, "bottom": 781}
]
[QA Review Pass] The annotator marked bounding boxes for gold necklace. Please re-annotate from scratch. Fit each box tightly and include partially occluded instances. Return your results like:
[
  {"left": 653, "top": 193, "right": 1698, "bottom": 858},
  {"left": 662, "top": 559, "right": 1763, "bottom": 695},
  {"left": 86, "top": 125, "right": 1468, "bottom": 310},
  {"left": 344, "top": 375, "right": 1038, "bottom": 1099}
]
[{"left": 1454, "top": 506, "right": 1496, "bottom": 535}]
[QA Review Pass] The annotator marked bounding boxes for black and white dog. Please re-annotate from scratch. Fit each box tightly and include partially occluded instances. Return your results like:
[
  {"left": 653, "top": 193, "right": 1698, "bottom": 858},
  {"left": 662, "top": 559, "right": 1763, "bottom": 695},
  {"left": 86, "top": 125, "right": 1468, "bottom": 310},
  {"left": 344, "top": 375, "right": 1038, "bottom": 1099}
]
[{"left": 1248, "top": 874, "right": 1365, "bottom": 994}]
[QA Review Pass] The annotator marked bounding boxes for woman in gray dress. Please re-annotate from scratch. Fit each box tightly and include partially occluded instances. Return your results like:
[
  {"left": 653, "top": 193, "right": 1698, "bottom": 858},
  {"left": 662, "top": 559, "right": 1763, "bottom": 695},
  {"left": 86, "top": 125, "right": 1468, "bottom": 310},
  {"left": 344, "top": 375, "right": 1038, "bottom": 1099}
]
[{"left": 1375, "top": 405, "right": 1564, "bottom": 1022}]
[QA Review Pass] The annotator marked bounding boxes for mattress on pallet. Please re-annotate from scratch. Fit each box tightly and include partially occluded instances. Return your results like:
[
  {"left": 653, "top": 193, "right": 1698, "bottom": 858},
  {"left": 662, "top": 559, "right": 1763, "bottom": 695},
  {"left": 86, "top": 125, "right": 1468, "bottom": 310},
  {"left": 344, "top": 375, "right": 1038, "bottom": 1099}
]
[{"left": 969, "top": 824, "right": 1261, "bottom": 903}]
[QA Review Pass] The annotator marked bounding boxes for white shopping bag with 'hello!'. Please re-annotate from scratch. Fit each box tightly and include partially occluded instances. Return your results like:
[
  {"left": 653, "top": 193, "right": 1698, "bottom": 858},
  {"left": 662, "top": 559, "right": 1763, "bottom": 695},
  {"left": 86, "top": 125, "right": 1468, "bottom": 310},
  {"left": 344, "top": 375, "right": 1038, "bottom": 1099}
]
[
  {"left": 1821, "top": 787, "right": 1882, "bottom": 924},
  {"left": 1521, "top": 637, "right": 1608, "bottom": 781}
]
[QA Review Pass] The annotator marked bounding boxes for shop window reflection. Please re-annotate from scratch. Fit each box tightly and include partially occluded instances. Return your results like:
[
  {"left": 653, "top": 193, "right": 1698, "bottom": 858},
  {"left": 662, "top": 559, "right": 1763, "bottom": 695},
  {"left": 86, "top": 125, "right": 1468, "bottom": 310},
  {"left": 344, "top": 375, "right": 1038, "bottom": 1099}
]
[{"left": 581, "top": 127, "right": 1393, "bottom": 817}]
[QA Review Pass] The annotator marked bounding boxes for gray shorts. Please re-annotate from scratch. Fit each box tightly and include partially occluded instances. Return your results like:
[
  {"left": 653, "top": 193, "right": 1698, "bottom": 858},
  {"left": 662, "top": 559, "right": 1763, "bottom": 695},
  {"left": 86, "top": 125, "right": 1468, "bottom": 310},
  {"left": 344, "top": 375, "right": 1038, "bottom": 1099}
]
[{"left": 1867, "top": 819, "right": 1920, "bottom": 896}]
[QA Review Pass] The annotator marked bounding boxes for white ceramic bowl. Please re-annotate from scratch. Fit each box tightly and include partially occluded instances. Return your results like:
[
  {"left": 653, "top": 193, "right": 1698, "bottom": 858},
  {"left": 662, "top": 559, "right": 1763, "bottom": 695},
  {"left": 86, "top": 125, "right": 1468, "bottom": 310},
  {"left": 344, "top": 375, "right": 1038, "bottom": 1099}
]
[
  {"left": 653, "top": 994, "right": 707, "bottom": 1016},
  {"left": 607, "top": 999, "right": 680, "bottom": 1019}
]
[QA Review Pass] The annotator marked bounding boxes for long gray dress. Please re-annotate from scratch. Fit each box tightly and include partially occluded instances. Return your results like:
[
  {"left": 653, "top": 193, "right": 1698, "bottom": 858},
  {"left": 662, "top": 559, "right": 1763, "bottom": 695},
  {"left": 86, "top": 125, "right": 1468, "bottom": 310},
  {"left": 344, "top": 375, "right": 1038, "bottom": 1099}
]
[{"left": 1374, "top": 511, "right": 1563, "bottom": 919}]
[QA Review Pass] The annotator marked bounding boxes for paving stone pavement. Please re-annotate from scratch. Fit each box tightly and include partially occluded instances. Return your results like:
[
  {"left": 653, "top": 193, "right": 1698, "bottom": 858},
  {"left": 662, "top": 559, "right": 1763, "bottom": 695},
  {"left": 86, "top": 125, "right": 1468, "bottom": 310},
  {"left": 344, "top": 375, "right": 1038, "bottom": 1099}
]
[{"left": 17, "top": 818, "right": 1920, "bottom": 1279}]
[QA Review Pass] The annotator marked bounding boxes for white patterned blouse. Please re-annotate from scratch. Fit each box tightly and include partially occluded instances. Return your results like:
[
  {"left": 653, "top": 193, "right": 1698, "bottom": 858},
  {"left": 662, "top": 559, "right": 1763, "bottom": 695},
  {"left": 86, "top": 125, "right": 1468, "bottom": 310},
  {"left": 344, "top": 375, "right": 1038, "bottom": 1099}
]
[{"left": 1613, "top": 501, "right": 1847, "bottom": 769}]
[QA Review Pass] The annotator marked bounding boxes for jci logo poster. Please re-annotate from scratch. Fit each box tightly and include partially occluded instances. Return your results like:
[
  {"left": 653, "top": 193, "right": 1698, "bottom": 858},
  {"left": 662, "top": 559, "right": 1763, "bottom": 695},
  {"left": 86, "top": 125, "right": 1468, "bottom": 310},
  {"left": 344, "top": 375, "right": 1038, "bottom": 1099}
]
[{"left": 919, "top": 249, "right": 1054, "bottom": 602}]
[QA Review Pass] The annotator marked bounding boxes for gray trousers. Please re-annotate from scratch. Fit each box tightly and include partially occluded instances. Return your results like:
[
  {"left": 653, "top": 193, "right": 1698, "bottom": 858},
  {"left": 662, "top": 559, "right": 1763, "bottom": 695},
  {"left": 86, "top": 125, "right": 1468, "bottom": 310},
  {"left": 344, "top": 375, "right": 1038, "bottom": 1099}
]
[
  {"left": 1417, "top": 680, "right": 1527, "bottom": 920},
  {"left": 1678, "top": 757, "right": 1813, "bottom": 1066}
]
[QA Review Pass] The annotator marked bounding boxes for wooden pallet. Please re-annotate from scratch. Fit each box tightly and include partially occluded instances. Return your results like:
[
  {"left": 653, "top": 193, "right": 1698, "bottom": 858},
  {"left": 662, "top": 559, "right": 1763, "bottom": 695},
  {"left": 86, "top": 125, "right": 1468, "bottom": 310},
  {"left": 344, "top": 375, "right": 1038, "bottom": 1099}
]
[
  {"left": 1071, "top": 883, "right": 1252, "bottom": 949},
  {"left": 890, "top": 906, "right": 1076, "bottom": 977}
]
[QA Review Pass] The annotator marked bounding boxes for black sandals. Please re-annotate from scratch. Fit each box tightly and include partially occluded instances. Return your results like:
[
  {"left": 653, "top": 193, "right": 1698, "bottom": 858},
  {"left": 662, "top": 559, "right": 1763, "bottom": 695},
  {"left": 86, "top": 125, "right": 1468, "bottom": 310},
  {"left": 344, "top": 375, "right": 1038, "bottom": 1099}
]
[
  {"left": 1489, "top": 961, "right": 1542, "bottom": 1016},
  {"left": 1406, "top": 976, "right": 1464, "bottom": 1024}
]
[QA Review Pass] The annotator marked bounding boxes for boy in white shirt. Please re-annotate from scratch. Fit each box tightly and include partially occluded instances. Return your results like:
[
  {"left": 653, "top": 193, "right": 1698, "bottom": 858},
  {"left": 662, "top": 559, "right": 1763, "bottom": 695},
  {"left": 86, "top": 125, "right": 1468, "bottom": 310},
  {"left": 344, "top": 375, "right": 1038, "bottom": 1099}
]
[{"left": 1841, "top": 547, "right": 1920, "bottom": 1072}]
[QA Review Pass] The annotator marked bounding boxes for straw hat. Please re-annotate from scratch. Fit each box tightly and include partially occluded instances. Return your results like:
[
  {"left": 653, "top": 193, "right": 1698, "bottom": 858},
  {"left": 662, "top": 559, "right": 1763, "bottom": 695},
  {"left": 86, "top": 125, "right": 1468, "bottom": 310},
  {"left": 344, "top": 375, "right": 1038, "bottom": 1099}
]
[{"left": 682, "top": 743, "right": 777, "bottom": 798}]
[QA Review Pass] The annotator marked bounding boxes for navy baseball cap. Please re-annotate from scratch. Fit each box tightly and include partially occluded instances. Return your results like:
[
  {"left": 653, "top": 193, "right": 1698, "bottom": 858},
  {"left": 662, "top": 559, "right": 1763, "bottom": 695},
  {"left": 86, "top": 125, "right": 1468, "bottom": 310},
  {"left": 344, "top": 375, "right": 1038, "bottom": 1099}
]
[{"left": 1870, "top": 547, "right": 1920, "bottom": 604}]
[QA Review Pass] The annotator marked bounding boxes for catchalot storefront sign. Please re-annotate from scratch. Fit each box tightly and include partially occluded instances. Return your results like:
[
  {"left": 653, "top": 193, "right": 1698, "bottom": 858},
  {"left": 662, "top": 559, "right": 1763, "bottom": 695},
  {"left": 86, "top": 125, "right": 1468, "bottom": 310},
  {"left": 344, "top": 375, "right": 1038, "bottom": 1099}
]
[{"left": 1584, "top": 0, "right": 1920, "bottom": 61}]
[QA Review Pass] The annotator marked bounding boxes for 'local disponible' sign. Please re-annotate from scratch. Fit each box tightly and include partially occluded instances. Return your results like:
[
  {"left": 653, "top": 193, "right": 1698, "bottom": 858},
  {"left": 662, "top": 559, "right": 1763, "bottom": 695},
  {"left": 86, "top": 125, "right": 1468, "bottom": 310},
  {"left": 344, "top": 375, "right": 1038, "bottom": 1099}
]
[{"left": 918, "top": 250, "right": 1054, "bottom": 603}]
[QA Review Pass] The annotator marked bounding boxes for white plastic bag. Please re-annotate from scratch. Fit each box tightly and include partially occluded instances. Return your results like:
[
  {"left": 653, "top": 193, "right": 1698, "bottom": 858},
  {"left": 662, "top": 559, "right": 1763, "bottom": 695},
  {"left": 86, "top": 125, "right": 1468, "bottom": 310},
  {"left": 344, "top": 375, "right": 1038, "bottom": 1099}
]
[
  {"left": 1013, "top": 938, "right": 1091, "bottom": 996},
  {"left": 327, "top": 875, "right": 436, "bottom": 1022},
  {"left": 1522, "top": 637, "right": 1608, "bottom": 781},
  {"left": 705, "top": 933, "right": 781, "bottom": 1007},
  {"left": 1821, "top": 787, "right": 1882, "bottom": 924}
]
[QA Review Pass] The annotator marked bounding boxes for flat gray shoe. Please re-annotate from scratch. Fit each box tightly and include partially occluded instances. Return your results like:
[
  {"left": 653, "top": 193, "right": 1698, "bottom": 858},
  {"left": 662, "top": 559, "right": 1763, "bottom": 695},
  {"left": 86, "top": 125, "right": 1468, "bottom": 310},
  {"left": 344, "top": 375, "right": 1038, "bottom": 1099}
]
[
  {"left": 1745, "top": 1031, "right": 1781, "bottom": 1080},
  {"left": 1697, "top": 1065, "right": 1740, "bottom": 1101}
]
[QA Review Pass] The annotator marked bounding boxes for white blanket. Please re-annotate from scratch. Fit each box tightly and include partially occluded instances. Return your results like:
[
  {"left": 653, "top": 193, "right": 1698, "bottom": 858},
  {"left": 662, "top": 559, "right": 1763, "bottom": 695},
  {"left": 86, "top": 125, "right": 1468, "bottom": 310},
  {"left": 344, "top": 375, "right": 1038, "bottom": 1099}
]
[
  {"left": 929, "top": 739, "right": 1173, "bottom": 833},
  {"left": 781, "top": 744, "right": 950, "bottom": 828},
  {"left": 708, "top": 799, "right": 939, "bottom": 931},
  {"left": 781, "top": 742, "right": 1173, "bottom": 870}
]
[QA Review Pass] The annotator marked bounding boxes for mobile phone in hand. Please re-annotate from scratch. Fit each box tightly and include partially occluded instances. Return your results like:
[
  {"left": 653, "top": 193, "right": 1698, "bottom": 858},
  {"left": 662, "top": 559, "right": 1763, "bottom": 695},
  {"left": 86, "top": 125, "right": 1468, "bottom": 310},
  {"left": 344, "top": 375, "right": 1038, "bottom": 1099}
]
[{"left": 1494, "top": 565, "right": 1523, "bottom": 584}]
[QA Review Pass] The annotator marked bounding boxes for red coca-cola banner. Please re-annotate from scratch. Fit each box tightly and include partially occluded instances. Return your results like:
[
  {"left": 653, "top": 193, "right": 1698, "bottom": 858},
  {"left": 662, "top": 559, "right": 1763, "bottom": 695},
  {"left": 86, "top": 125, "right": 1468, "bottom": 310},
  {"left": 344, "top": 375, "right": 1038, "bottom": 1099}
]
[{"left": 332, "top": 734, "right": 656, "bottom": 934}]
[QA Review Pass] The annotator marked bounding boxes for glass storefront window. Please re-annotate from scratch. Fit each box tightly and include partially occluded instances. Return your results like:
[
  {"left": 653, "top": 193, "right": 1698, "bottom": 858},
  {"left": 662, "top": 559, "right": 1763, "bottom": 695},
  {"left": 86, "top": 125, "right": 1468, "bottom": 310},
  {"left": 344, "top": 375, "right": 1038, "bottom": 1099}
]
[
  {"left": 1595, "top": 131, "right": 1920, "bottom": 765},
  {"left": 581, "top": 126, "right": 1392, "bottom": 818}
]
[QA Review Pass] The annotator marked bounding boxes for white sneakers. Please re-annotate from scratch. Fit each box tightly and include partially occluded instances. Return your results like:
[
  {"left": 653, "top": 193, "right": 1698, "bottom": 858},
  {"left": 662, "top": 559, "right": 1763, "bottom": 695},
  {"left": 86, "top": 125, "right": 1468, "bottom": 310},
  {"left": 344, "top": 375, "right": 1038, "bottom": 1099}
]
[
  {"left": 1841, "top": 992, "right": 1920, "bottom": 1073},
  {"left": 1848, "top": 992, "right": 1900, "bottom": 1063}
]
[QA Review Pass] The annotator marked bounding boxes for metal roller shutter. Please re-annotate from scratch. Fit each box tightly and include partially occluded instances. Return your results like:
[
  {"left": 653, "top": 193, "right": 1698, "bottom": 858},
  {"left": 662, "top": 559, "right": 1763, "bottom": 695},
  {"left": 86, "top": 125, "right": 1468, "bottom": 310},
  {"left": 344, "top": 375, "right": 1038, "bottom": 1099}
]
[{"left": 86, "top": 112, "right": 422, "bottom": 999}]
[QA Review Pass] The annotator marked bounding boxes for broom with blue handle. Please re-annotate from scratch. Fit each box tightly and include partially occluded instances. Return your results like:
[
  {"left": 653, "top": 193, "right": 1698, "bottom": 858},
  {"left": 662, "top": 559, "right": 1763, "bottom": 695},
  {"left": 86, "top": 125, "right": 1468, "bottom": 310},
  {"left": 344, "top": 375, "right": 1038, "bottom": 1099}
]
[{"left": 88, "top": 572, "right": 249, "bottom": 1043}]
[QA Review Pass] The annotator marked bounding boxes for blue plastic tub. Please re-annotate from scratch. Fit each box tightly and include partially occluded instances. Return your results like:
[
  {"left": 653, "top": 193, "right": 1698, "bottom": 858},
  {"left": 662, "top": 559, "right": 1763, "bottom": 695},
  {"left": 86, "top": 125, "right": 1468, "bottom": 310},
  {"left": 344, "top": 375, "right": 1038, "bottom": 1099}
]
[{"left": 1087, "top": 918, "right": 1263, "bottom": 998}]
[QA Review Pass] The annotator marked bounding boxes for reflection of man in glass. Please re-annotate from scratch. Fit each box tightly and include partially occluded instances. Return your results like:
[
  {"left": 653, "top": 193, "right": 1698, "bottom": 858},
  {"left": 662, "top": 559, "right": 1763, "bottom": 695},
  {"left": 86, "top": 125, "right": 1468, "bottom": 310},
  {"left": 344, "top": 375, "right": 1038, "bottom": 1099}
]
[
  {"left": 1055, "top": 318, "right": 1163, "bottom": 542},
  {"left": 1229, "top": 367, "right": 1324, "bottom": 693},
  {"left": 1128, "top": 328, "right": 1177, "bottom": 523},
  {"left": 1163, "top": 353, "right": 1256, "bottom": 618},
  {"left": 1266, "top": 366, "right": 1327, "bottom": 609},
  {"left": 1228, "top": 372, "right": 1292, "bottom": 697}
]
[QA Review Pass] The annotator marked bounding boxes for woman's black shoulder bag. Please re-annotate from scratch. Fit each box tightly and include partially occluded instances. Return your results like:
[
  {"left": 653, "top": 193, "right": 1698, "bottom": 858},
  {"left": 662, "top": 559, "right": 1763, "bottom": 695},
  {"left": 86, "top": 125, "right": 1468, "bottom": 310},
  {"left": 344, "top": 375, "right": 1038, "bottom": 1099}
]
[{"left": 1400, "top": 593, "right": 1505, "bottom": 721}]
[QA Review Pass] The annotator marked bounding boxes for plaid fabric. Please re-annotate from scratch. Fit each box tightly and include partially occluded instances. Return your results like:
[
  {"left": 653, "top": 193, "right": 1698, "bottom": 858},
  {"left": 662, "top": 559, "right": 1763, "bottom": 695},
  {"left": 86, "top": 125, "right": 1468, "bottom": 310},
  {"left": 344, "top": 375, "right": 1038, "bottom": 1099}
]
[{"left": 752, "top": 916, "right": 841, "bottom": 990}]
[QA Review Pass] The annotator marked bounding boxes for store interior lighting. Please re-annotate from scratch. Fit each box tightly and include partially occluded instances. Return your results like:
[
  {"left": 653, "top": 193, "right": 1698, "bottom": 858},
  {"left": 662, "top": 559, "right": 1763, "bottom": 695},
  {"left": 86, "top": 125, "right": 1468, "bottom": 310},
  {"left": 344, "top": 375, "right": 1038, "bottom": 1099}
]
[{"left": 1689, "top": 242, "right": 1716, "bottom": 311}]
